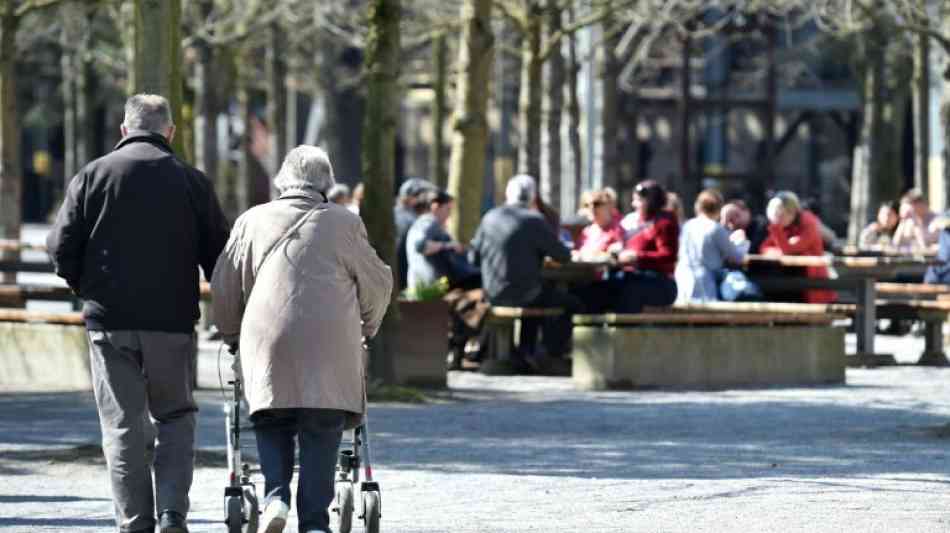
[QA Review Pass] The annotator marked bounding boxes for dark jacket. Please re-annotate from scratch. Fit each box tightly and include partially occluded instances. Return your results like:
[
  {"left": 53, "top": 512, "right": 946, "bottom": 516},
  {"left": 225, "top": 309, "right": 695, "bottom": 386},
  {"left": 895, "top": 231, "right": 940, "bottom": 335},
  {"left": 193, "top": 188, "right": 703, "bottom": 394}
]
[
  {"left": 469, "top": 204, "right": 571, "bottom": 305},
  {"left": 46, "top": 132, "right": 230, "bottom": 332}
]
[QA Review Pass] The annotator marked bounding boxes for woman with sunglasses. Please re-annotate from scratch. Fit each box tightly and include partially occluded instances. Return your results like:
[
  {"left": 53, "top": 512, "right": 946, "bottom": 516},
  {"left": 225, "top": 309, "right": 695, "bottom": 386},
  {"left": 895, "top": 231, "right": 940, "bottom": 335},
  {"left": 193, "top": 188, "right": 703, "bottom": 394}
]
[{"left": 574, "top": 190, "right": 624, "bottom": 260}]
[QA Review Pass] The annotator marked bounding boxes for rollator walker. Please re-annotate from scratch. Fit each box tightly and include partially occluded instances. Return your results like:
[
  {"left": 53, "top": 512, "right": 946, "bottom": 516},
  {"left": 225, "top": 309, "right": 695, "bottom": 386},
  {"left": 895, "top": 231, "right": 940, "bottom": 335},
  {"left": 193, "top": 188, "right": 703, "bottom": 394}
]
[{"left": 222, "top": 345, "right": 381, "bottom": 533}]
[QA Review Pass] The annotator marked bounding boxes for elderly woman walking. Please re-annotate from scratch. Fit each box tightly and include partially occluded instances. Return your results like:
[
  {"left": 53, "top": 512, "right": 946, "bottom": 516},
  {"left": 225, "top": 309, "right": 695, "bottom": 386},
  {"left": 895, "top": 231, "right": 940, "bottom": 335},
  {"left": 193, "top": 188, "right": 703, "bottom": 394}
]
[{"left": 211, "top": 146, "right": 392, "bottom": 533}]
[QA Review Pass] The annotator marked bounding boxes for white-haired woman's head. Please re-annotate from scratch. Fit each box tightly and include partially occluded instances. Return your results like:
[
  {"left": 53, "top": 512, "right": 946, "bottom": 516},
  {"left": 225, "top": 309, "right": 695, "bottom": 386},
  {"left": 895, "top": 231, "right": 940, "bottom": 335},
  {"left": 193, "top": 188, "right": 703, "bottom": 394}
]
[
  {"left": 767, "top": 191, "right": 800, "bottom": 228},
  {"left": 273, "top": 145, "right": 335, "bottom": 195},
  {"left": 505, "top": 174, "right": 537, "bottom": 206}
]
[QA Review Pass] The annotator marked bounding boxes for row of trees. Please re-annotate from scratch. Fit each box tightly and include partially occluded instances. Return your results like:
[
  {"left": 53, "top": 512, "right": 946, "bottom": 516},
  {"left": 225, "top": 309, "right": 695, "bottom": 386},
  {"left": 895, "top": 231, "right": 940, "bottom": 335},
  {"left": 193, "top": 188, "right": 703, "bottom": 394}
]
[{"left": 5, "top": 0, "right": 950, "bottom": 380}]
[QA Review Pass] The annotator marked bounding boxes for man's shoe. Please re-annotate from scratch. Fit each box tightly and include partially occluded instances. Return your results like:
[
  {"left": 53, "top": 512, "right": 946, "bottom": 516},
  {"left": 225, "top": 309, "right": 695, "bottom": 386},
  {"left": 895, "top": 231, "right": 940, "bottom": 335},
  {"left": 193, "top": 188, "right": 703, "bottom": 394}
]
[
  {"left": 261, "top": 500, "right": 290, "bottom": 533},
  {"left": 158, "top": 510, "right": 188, "bottom": 533}
]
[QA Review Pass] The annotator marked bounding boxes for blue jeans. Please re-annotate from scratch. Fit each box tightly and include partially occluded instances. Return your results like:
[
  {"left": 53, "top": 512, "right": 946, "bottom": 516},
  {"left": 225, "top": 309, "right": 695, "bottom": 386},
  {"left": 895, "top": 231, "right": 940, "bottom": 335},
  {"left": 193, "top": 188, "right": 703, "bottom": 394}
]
[{"left": 252, "top": 408, "right": 346, "bottom": 532}]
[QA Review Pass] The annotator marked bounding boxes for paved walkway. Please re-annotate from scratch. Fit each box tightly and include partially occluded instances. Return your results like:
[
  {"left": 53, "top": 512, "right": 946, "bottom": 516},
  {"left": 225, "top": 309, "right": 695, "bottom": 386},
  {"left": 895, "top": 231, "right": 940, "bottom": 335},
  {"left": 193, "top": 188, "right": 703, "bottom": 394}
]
[{"left": 2, "top": 343, "right": 950, "bottom": 532}]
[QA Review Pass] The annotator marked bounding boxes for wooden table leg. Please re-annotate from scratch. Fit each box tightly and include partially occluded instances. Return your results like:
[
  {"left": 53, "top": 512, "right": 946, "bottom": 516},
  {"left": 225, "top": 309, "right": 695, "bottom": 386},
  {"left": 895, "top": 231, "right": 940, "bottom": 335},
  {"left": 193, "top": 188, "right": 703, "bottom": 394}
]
[
  {"left": 848, "top": 277, "right": 896, "bottom": 367},
  {"left": 917, "top": 320, "right": 949, "bottom": 366}
]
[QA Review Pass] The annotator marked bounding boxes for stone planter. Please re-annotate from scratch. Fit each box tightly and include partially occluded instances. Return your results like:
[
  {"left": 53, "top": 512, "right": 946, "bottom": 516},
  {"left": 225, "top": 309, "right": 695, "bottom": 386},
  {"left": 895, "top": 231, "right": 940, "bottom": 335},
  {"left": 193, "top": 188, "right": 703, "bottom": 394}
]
[{"left": 392, "top": 298, "right": 450, "bottom": 387}]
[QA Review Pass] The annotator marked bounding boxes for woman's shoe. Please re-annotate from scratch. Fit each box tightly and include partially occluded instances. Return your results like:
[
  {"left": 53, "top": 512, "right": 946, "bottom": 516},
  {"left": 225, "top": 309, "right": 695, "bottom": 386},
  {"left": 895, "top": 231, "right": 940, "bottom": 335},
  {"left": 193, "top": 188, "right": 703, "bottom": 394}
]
[{"left": 260, "top": 500, "right": 289, "bottom": 533}]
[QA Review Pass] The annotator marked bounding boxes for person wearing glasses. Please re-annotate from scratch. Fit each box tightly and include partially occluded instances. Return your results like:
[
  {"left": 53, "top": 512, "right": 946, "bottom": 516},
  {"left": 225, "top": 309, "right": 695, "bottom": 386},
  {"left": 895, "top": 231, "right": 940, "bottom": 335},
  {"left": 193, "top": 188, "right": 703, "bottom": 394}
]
[{"left": 574, "top": 189, "right": 624, "bottom": 260}]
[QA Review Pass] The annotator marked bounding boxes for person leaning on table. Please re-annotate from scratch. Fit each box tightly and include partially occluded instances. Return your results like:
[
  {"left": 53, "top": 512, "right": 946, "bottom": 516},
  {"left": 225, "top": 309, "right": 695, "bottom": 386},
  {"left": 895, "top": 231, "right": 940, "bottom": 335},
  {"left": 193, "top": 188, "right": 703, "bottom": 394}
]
[
  {"left": 760, "top": 191, "right": 836, "bottom": 304},
  {"left": 46, "top": 93, "right": 230, "bottom": 533},
  {"left": 211, "top": 145, "right": 392, "bottom": 533}
]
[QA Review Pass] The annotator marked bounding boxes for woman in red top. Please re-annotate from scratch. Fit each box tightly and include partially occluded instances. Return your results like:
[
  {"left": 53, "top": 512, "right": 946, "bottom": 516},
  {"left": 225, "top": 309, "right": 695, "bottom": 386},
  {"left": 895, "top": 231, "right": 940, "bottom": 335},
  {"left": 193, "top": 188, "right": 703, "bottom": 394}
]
[
  {"left": 575, "top": 190, "right": 624, "bottom": 257},
  {"left": 760, "top": 191, "right": 836, "bottom": 304},
  {"left": 584, "top": 180, "right": 679, "bottom": 313}
]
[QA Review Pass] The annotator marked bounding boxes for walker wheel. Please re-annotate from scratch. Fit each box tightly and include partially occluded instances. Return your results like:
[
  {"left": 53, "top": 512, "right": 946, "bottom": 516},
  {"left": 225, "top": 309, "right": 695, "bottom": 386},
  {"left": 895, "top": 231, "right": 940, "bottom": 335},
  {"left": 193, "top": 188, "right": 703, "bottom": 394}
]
[
  {"left": 225, "top": 495, "right": 243, "bottom": 533},
  {"left": 363, "top": 490, "right": 381, "bottom": 533},
  {"left": 243, "top": 486, "right": 259, "bottom": 533},
  {"left": 335, "top": 483, "right": 354, "bottom": 533}
]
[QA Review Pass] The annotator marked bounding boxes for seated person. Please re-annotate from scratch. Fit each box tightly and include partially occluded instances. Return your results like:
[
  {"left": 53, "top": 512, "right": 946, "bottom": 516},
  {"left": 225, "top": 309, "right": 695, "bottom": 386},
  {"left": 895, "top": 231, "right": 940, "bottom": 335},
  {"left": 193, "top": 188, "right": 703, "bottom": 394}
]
[
  {"left": 674, "top": 189, "right": 748, "bottom": 303},
  {"left": 859, "top": 200, "right": 900, "bottom": 251},
  {"left": 721, "top": 199, "right": 768, "bottom": 253},
  {"left": 666, "top": 191, "right": 685, "bottom": 225},
  {"left": 469, "top": 175, "right": 580, "bottom": 364},
  {"left": 395, "top": 178, "right": 437, "bottom": 290},
  {"left": 406, "top": 189, "right": 480, "bottom": 292},
  {"left": 578, "top": 180, "right": 679, "bottom": 314},
  {"left": 760, "top": 191, "right": 836, "bottom": 304},
  {"left": 574, "top": 190, "right": 624, "bottom": 259},
  {"left": 925, "top": 226, "right": 950, "bottom": 284},
  {"left": 893, "top": 188, "right": 938, "bottom": 252},
  {"left": 326, "top": 183, "right": 351, "bottom": 206}
]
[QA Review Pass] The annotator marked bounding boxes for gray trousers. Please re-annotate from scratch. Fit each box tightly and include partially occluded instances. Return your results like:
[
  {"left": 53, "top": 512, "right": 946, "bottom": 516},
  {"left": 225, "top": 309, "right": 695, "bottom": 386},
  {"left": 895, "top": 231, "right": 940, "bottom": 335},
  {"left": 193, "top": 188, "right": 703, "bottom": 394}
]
[{"left": 87, "top": 330, "right": 198, "bottom": 533}]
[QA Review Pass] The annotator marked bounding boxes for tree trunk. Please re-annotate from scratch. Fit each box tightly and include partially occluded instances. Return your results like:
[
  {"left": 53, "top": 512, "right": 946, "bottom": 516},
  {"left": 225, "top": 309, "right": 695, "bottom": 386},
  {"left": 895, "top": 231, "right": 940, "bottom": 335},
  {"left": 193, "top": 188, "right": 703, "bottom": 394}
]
[
  {"left": 315, "top": 38, "right": 364, "bottom": 181},
  {"left": 61, "top": 17, "right": 78, "bottom": 184},
  {"left": 362, "top": 0, "right": 401, "bottom": 385},
  {"left": 913, "top": 22, "right": 930, "bottom": 196},
  {"left": 566, "top": 9, "right": 583, "bottom": 215},
  {"left": 941, "top": 14, "right": 950, "bottom": 211},
  {"left": 599, "top": 21, "right": 620, "bottom": 192},
  {"left": 447, "top": 0, "right": 494, "bottom": 242},
  {"left": 266, "top": 20, "right": 287, "bottom": 183},
  {"left": 541, "top": 1, "right": 564, "bottom": 210},
  {"left": 193, "top": 0, "right": 219, "bottom": 188},
  {"left": 132, "top": 0, "right": 185, "bottom": 158},
  {"left": 849, "top": 27, "right": 909, "bottom": 243},
  {"left": 494, "top": 22, "right": 520, "bottom": 205},
  {"left": 0, "top": 8, "right": 19, "bottom": 283},
  {"left": 431, "top": 32, "right": 448, "bottom": 189},
  {"left": 517, "top": 1, "right": 543, "bottom": 179}
]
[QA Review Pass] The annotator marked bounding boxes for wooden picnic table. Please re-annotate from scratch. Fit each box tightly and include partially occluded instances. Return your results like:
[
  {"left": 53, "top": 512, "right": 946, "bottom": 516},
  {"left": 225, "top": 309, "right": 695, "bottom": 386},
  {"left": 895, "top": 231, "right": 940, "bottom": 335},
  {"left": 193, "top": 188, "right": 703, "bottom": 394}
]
[
  {"left": 0, "top": 239, "right": 47, "bottom": 253},
  {"left": 744, "top": 254, "right": 938, "bottom": 365},
  {"left": 542, "top": 257, "right": 612, "bottom": 283}
]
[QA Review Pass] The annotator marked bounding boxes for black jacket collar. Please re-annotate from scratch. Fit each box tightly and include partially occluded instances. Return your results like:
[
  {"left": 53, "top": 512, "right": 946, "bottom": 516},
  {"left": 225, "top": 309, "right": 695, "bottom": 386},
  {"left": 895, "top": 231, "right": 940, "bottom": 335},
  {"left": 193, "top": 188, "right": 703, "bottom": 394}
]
[{"left": 113, "top": 131, "right": 174, "bottom": 154}]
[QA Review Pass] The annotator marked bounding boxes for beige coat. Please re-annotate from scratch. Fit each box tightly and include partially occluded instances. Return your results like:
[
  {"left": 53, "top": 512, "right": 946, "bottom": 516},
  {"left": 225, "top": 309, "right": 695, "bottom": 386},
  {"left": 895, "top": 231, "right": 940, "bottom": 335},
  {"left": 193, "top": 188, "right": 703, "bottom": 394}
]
[{"left": 211, "top": 189, "right": 392, "bottom": 428}]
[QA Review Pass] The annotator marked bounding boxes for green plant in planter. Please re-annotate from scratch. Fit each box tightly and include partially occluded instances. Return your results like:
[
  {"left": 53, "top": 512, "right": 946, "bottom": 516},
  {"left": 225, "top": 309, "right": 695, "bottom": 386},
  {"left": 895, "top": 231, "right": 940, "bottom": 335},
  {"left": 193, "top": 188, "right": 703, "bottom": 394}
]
[{"left": 405, "top": 276, "right": 450, "bottom": 301}]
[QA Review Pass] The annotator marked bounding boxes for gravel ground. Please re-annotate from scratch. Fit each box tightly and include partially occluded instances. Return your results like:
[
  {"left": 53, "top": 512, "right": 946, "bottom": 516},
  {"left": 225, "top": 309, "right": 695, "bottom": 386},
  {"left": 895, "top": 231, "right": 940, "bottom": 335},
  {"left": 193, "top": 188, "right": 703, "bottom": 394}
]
[
  {"left": 6, "top": 224, "right": 950, "bottom": 532},
  {"left": 3, "top": 333, "right": 950, "bottom": 533}
]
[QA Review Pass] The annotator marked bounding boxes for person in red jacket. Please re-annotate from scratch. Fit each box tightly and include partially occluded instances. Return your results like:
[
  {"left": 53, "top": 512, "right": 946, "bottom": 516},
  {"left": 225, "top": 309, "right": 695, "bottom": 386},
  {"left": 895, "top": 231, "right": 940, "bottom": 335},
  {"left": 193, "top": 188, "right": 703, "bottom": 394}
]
[
  {"left": 760, "top": 191, "right": 837, "bottom": 303},
  {"left": 585, "top": 180, "right": 679, "bottom": 313}
]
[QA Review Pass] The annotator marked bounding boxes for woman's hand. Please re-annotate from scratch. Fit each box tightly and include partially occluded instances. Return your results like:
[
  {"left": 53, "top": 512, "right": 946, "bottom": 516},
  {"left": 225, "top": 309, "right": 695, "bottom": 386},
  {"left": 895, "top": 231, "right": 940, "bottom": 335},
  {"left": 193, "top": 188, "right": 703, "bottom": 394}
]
[{"left": 617, "top": 250, "right": 637, "bottom": 264}]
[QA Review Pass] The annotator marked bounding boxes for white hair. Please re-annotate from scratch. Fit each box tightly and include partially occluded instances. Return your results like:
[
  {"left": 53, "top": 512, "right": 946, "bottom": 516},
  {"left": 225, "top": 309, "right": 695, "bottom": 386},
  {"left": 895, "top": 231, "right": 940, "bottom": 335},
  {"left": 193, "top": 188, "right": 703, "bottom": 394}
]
[
  {"left": 767, "top": 191, "right": 801, "bottom": 224},
  {"left": 273, "top": 145, "right": 335, "bottom": 194},
  {"left": 123, "top": 94, "right": 173, "bottom": 133},
  {"left": 505, "top": 174, "right": 537, "bottom": 206},
  {"left": 326, "top": 183, "right": 351, "bottom": 203}
]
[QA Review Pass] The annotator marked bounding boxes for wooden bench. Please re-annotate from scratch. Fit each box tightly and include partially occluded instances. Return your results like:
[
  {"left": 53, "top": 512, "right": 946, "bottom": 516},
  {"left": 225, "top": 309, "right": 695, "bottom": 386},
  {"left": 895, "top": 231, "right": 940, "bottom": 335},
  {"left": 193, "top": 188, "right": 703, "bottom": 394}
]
[
  {"left": 669, "top": 298, "right": 950, "bottom": 367},
  {"left": 481, "top": 306, "right": 564, "bottom": 374},
  {"left": 571, "top": 308, "right": 847, "bottom": 391}
]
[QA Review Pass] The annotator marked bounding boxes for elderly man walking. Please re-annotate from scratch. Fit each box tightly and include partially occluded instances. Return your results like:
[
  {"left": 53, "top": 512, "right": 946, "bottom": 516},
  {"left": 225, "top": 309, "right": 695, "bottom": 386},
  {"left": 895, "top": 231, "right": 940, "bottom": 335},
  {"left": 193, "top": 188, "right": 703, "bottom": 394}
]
[
  {"left": 46, "top": 94, "right": 230, "bottom": 533},
  {"left": 211, "top": 146, "right": 392, "bottom": 533}
]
